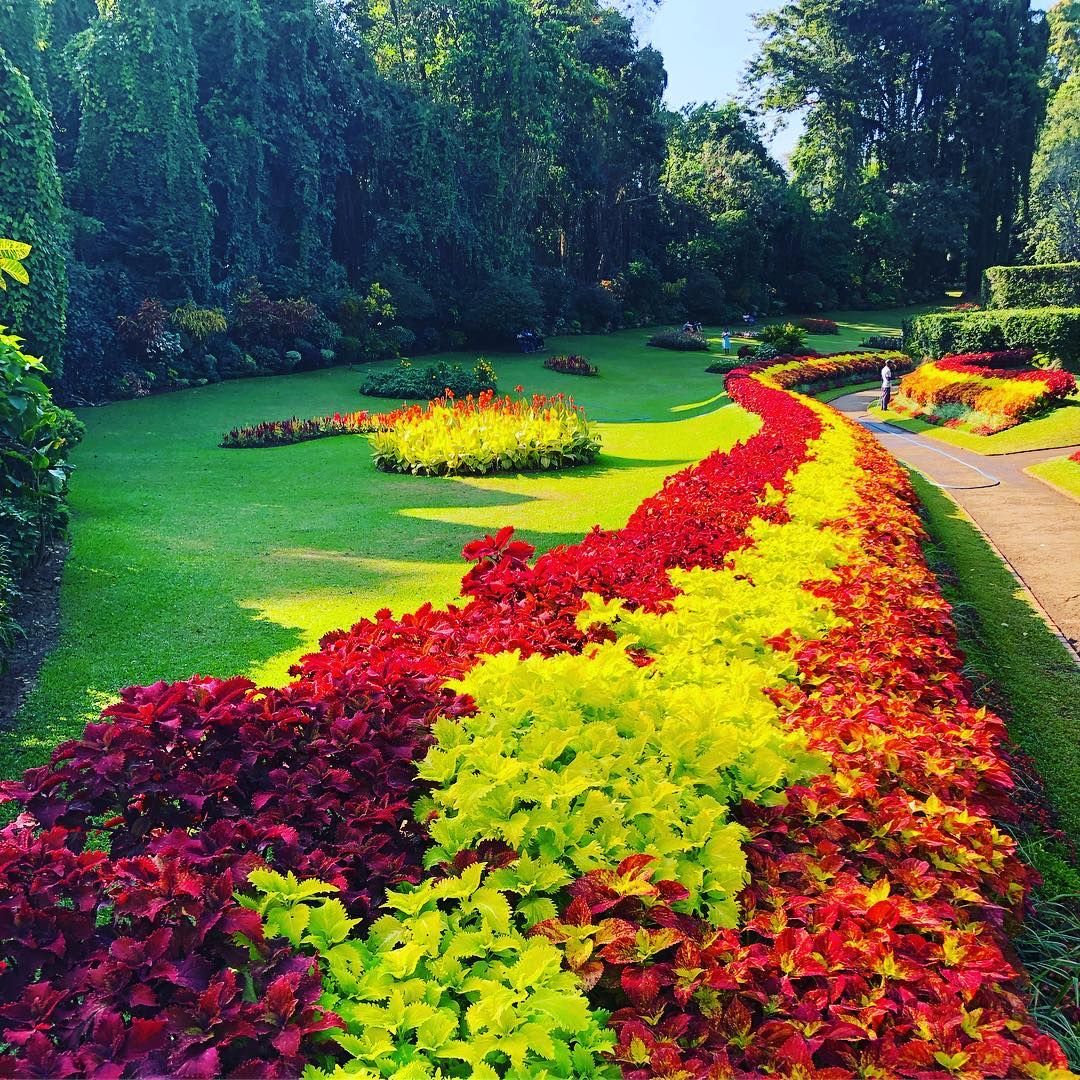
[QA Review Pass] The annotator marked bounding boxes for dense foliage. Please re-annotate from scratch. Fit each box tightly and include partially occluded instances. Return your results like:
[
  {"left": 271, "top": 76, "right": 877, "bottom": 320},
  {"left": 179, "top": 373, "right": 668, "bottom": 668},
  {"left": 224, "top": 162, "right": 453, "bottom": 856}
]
[
  {"left": 1, "top": 350, "right": 1071, "bottom": 1076},
  {"left": 369, "top": 391, "right": 601, "bottom": 476},
  {"left": 0, "top": 0, "right": 1064, "bottom": 401},
  {"left": 360, "top": 359, "right": 497, "bottom": 401},
  {"left": 907, "top": 306, "right": 1080, "bottom": 369},
  {"left": 891, "top": 350, "right": 1077, "bottom": 433},
  {"left": 751, "top": 0, "right": 1049, "bottom": 299},
  {"left": 0, "top": 243, "right": 81, "bottom": 668},
  {"left": 0, "top": 46, "right": 67, "bottom": 371},
  {"left": 983, "top": 261, "right": 1080, "bottom": 308}
]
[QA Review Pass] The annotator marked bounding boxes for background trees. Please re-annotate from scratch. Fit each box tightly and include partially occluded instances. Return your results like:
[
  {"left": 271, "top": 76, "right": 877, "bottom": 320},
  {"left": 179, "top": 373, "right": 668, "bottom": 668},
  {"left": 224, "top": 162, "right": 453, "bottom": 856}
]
[{"left": 0, "top": 0, "right": 1064, "bottom": 397}]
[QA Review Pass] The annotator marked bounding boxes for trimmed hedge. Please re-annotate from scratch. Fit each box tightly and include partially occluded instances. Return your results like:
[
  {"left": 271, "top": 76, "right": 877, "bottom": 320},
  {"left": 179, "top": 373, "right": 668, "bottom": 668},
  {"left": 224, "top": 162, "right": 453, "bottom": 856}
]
[
  {"left": 983, "top": 263, "right": 1080, "bottom": 310},
  {"left": 906, "top": 307, "right": 1080, "bottom": 371}
]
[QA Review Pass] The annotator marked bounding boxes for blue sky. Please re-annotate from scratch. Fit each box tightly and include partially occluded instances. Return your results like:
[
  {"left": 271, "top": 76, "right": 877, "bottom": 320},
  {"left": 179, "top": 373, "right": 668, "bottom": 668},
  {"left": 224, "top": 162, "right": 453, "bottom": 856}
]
[{"left": 639, "top": 0, "right": 1057, "bottom": 163}]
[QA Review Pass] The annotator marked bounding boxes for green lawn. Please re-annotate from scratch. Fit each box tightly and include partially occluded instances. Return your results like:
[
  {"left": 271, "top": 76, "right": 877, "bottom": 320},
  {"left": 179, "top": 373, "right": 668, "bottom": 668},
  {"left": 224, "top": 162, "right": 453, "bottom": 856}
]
[
  {"left": 1, "top": 310, "right": 916, "bottom": 782},
  {"left": 876, "top": 398, "right": 1080, "bottom": 455},
  {"left": 1027, "top": 455, "right": 1080, "bottom": 501}
]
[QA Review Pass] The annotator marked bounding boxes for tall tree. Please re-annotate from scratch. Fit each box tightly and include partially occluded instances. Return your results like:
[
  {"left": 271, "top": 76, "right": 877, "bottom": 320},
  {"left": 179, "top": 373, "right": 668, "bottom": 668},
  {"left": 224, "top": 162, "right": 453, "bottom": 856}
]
[
  {"left": 68, "top": 0, "right": 211, "bottom": 298},
  {"left": 751, "top": 0, "right": 1047, "bottom": 297},
  {"left": 1026, "top": 0, "right": 1080, "bottom": 260},
  {"left": 0, "top": 44, "right": 67, "bottom": 371}
]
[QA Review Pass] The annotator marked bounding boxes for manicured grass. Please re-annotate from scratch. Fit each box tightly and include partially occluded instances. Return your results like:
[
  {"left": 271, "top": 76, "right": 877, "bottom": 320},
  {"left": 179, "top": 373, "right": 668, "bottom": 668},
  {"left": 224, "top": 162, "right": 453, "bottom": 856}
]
[
  {"left": 2, "top": 329, "right": 761, "bottom": 782},
  {"left": 876, "top": 398, "right": 1080, "bottom": 455},
  {"left": 911, "top": 474, "right": 1080, "bottom": 894},
  {"left": 1, "top": 307, "right": 926, "bottom": 783},
  {"left": 1027, "top": 455, "right": 1080, "bottom": 502}
]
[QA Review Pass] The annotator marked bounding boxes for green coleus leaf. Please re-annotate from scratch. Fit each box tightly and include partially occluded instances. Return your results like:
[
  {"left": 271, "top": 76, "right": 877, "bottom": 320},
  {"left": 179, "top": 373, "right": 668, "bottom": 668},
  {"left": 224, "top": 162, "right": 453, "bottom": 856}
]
[{"left": 305, "top": 897, "right": 361, "bottom": 950}]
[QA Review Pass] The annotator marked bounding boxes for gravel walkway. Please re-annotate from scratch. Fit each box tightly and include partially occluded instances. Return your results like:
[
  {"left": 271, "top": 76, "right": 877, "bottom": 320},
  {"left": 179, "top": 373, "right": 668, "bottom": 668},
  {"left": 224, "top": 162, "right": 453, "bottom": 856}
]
[{"left": 830, "top": 389, "right": 1080, "bottom": 656}]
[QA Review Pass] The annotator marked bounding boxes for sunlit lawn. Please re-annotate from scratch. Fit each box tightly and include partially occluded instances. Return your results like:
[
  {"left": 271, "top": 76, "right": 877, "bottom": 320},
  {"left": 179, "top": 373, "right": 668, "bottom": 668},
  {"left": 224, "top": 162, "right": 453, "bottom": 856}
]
[
  {"left": 3, "top": 310, "right": 914, "bottom": 780},
  {"left": 1027, "top": 455, "right": 1080, "bottom": 500}
]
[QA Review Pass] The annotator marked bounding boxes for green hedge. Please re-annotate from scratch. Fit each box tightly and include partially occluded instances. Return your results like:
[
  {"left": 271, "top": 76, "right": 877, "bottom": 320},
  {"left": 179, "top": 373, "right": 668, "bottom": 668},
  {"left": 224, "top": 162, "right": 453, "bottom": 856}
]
[
  {"left": 983, "top": 263, "right": 1080, "bottom": 309},
  {"left": 905, "top": 307, "right": 1080, "bottom": 370}
]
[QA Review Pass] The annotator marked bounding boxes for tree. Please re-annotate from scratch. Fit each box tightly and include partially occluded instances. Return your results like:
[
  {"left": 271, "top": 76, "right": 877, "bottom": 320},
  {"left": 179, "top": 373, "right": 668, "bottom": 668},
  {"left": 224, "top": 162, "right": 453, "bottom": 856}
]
[
  {"left": 0, "top": 45, "right": 67, "bottom": 371},
  {"left": 1027, "top": 1, "right": 1080, "bottom": 260},
  {"left": 750, "top": 0, "right": 1048, "bottom": 296},
  {"left": 68, "top": 0, "right": 211, "bottom": 299}
]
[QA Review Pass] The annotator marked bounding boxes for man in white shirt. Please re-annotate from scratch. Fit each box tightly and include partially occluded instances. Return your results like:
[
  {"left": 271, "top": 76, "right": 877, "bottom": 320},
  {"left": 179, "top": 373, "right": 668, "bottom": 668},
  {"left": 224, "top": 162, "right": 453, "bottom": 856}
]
[{"left": 879, "top": 359, "right": 894, "bottom": 411}]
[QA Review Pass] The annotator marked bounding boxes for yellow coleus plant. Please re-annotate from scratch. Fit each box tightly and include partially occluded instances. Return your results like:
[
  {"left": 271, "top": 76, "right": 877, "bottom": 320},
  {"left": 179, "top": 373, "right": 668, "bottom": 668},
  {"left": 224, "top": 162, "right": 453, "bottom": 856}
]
[
  {"left": 369, "top": 391, "right": 601, "bottom": 476},
  {"left": 416, "top": 409, "right": 862, "bottom": 928}
]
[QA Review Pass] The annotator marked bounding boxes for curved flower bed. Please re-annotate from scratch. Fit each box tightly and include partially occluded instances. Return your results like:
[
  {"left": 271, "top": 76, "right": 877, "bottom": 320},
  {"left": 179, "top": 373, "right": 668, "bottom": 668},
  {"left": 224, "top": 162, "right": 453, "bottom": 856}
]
[
  {"left": 893, "top": 350, "right": 1077, "bottom": 434},
  {"left": 0, "top": 355, "right": 1070, "bottom": 1078},
  {"left": 221, "top": 408, "right": 397, "bottom": 448}
]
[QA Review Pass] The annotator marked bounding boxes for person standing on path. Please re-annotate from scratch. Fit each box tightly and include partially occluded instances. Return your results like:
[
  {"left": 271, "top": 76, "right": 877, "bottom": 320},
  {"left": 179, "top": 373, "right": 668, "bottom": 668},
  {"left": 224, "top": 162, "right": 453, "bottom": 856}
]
[
  {"left": 722, "top": 329, "right": 731, "bottom": 354},
  {"left": 879, "top": 358, "right": 894, "bottom": 411}
]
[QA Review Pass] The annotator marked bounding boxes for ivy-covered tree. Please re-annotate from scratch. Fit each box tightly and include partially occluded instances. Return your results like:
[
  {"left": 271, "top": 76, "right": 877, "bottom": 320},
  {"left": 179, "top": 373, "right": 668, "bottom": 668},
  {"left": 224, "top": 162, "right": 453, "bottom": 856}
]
[
  {"left": 1027, "top": 0, "right": 1080, "bottom": 260},
  {"left": 67, "top": 0, "right": 211, "bottom": 299},
  {"left": 0, "top": 45, "right": 67, "bottom": 371}
]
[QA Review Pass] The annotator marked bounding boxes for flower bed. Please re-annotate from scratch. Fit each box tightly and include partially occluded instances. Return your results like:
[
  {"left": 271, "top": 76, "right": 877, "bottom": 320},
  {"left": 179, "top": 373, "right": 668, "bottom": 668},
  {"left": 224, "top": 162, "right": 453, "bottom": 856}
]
[
  {"left": 646, "top": 329, "right": 708, "bottom": 351},
  {"left": 369, "top": 390, "right": 601, "bottom": 476},
  {"left": 0, "top": 353, "right": 1070, "bottom": 1078},
  {"left": 892, "top": 350, "right": 1077, "bottom": 434},
  {"left": 544, "top": 354, "right": 598, "bottom": 376},
  {"left": 221, "top": 408, "right": 395, "bottom": 448},
  {"left": 796, "top": 316, "right": 839, "bottom": 334},
  {"left": 744, "top": 348, "right": 914, "bottom": 391}
]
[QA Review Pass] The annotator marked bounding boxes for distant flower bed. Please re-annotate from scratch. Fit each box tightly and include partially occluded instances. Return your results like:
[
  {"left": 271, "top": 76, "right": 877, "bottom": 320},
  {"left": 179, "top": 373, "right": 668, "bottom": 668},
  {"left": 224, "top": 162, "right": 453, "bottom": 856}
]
[
  {"left": 796, "top": 317, "right": 839, "bottom": 334},
  {"left": 647, "top": 329, "right": 708, "bottom": 351},
  {"left": 370, "top": 390, "right": 601, "bottom": 475},
  {"left": 892, "top": 350, "right": 1077, "bottom": 434},
  {"left": 544, "top": 354, "right": 598, "bottom": 376},
  {"left": 360, "top": 358, "right": 497, "bottom": 399},
  {"left": 221, "top": 408, "right": 395, "bottom": 448}
]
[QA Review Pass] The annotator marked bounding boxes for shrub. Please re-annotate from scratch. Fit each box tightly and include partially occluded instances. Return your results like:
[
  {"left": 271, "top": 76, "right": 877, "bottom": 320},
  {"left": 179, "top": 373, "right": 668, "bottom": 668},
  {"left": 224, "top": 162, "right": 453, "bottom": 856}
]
[
  {"left": 544, "top": 354, "right": 598, "bottom": 376},
  {"left": 570, "top": 283, "right": 618, "bottom": 332},
  {"left": 755, "top": 321, "right": 808, "bottom": 353},
  {"left": 360, "top": 358, "right": 496, "bottom": 400},
  {"left": 116, "top": 298, "right": 169, "bottom": 353},
  {"left": 647, "top": 329, "right": 708, "bottom": 351},
  {"left": 796, "top": 317, "right": 839, "bottom": 334},
  {"left": 248, "top": 344, "right": 281, "bottom": 373},
  {"left": 216, "top": 341, "right": 256, "bottom": 378},
  {"left": 336, "top": 335, "right": 364, "bottom": 365},
  {"left": 705, "top": 357, "right": 741, "bottom": 374},
  {"left": 983, "top": 262, "right": 1080, "bottom": 309},
  {"left": 169, "top": 302, "right": 227, "bottom": 344},
  {"left": 862, "top": 334, "right": 904, "bottom": 350},
  {"left": 0, "top": 329, "right": 81, "bottom": 573},
  {"left": 369, "top": 390, "right": 601, "bottom": 476},
  {"left": 232, "top": 280, "right": 318, "bottom": 347},
  {"left": 906, "top": 307, "right": 1080, "bottom": 371},
  {"left": 751, "top": 343, "right": 781, "bottom": 361},
  {"left": 462, "top": 273, "right": 543, "bottom": 346},
  {"left": 682, "top": 270, "right": 729, "bottom": 322}
]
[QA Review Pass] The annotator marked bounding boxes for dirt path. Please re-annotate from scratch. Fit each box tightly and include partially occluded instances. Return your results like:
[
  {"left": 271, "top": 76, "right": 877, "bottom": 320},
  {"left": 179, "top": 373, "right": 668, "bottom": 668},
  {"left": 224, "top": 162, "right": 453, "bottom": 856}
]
[{"left": 830, "top": 389, "right": 1080, "bottom": 656}]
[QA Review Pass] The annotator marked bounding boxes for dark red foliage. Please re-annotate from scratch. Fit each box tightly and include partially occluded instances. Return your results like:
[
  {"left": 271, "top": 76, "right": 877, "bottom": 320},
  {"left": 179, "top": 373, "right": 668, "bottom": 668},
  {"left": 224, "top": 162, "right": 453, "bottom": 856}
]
[
  {"left": 0, "top": 822, "right": 338, "bottom": 1078},
  {"left": 796, "top": 317, "right": 840, "bottom": 334},
  {"left": 231, "top": 280, "right": 317, "bottom": 347},
  {"left": 116, "top": 299, "right": 169, "bottom": 353},
  {"left": 544, "top": 354, "right": 599, "bottom": 376}
]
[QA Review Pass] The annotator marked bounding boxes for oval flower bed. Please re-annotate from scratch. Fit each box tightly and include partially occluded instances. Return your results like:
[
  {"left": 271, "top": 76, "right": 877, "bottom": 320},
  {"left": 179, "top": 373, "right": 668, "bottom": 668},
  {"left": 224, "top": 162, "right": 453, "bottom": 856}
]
[
  {"left": 0, "top": 355, "right": 1072, "bottom": 1077},
  {"left": 369, "top": 390, "right": 601, "bottom": 476},
  {"left": 544, "top": 354, "right": 599, "bottom": 377},
  {"left": 892, "top": 350, "right": 1077, "bottom": 434}
]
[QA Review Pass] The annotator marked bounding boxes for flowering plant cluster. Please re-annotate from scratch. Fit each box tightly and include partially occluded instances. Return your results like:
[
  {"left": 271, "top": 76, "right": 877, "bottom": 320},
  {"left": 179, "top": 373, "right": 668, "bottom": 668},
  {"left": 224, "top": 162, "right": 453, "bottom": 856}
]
[
  {"left": 369, "top": 390, "right": 601, "bottom": 476},
  {"left": 743, "top": 349, "right": 914, "bottom": 391},
  {"left": 0, "top": 352, "right": 1070, "bottom": 1077},
  {"left": 543, "top": 354, "right": 599, "bottom": 376},
  {"left": 220, "top": 408, "right": 399, "bottom": 448},
  {"left": 892, "top": 351, "right": 1077, "bottom": 434},
  {"left": 796, "top": 317, "right": 840, "bottom": 334}
]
